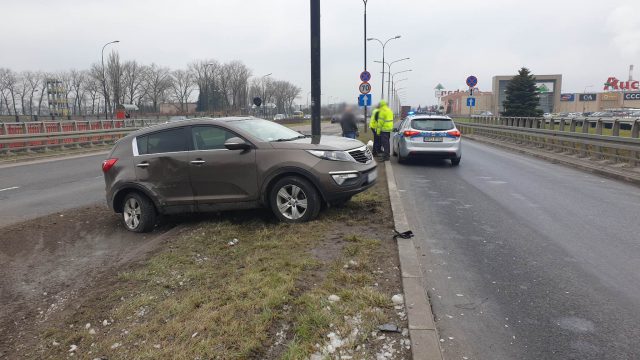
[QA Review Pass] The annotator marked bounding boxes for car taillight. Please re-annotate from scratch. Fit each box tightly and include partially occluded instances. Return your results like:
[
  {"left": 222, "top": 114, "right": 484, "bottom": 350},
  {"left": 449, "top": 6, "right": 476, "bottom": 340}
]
[
  {"left": 403, "top": 130, "right": 421, "bottom": 137},
  {"left": 102, "top": 158, "right": 118, "bottom": 173},
  {"left": 447, "top": 130, "right": 461, "bottom": 137}
]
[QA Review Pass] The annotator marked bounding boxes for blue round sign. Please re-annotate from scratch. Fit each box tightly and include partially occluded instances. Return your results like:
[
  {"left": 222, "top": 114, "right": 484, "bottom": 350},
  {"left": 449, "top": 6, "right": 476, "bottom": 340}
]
[
  {"left": 360, "top": 71, "right": 372, "bottom": 82},
  {"left": 466, "top": 75, "right": 478, "bottom": 88}
]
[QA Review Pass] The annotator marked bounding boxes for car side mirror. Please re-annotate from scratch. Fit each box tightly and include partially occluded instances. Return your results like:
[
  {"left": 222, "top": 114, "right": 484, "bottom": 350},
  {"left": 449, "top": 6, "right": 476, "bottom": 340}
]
[{"left": 224, "top": 137, "right": 251, "bottom": 151}]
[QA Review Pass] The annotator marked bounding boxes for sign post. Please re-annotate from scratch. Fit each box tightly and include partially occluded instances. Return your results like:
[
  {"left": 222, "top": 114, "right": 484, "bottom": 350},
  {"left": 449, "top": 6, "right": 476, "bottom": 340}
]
[{"left": 466, "top": 76, "right": 478, "bottom": 118}]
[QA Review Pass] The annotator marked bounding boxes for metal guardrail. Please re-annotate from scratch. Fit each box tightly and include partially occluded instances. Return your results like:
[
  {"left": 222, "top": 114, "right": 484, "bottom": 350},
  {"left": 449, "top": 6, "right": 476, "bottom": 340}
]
[
  {"left": 457, "top": 122, "right": 640, "bottom": 167},
  {"left": 0, "top": 119, "right": 166, "bottom": 153},
  {"left": 464, "top": 116, "right": 640, "bottom": 138}
]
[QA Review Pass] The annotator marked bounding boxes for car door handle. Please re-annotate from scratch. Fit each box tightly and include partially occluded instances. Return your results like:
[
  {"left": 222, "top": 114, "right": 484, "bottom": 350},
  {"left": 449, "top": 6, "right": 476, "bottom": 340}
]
[
  {"left": 190, "top": 160, "right": 206, "bottom": 165},
  {"left": 136, "top": 162, "right": 149, "bottom": 168}
]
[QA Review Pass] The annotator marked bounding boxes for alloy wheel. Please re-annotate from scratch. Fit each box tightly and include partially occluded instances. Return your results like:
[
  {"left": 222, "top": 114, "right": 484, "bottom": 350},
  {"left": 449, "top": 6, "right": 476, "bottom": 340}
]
[
  {"left": 123, "top": 197, "right": 142, "bottom": 230},
  {"left": 275, "top": 185, "right": 308, "bottom": 220}
]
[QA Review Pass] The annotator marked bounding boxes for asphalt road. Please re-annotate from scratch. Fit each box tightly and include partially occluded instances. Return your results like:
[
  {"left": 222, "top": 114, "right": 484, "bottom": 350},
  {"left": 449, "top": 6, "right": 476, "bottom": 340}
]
[
  {"left": 0, "top": 153, "right": 108, "bottom": 227},
  {"left": 392, "top": 140, "right": 640, "bottom": 360},
  {"left": 0, "top": 122, "right": 343, "bottom": 228}
]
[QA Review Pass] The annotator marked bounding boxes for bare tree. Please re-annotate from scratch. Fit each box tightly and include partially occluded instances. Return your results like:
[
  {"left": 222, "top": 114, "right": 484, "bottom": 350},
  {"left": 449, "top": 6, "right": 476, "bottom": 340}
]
[
  {"left": 23, "top": 71, "right": 42, "bottom": 116},
  {"left": 36, "top": 72, "right": 48, "bottom": 116},
  {"left": 271, "top": 80, "right": 301, "bottom": 114},
  {"left": 70, "top": 70, "right": 87, "bottom": 115},
  {"left": 189, "top": 59, "right": 219, "bottom": 112},
  {"left": 106, "top": 51, "right": 123, "bottom": 111},
  {"left": 169, "top": 69, "right": 195, "bottom": 113},
  {"left": 1, "top": 69, "right": 20, "bottom": 116},
  {"left": 122, "top": 60, "right": 146, "bottom": 105},
  {"left": 17, "top": 72, "right": 33, "bottom": 115},
  {"left": 226, "top": 61, "right": 252, "bottom": 110},
  {"left": 142, "top": 64, "right": 172, "bottom": 112},
  {"left": 85, "top": 76, "right": 102, "bottom": 116}
]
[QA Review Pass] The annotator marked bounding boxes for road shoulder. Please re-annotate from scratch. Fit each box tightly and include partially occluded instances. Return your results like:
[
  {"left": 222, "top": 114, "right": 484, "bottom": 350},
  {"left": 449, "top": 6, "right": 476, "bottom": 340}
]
[{"left": 385, "top": 161, "right": 444, "bottom": 360}]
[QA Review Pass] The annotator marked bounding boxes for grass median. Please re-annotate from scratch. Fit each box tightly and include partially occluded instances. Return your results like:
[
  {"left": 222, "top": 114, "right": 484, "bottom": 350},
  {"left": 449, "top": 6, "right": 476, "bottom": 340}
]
[{"left": 32, "top": 165, "right": 409, "bottom": 359}]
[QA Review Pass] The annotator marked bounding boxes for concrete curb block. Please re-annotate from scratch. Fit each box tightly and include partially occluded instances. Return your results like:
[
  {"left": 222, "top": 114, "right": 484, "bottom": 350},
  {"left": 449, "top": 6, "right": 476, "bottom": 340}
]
[
  {"left": 385, "top": 161, "right": 444, "bottom": 360},
  {"left": 465, "top": 134, "right": 640, "bottom": 186}
]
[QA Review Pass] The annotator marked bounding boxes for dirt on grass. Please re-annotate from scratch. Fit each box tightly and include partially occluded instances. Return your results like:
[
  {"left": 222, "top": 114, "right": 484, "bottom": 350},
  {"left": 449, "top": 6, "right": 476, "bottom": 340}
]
[{"left": 0, "top": 164, "right": 410, "bottom": 360}]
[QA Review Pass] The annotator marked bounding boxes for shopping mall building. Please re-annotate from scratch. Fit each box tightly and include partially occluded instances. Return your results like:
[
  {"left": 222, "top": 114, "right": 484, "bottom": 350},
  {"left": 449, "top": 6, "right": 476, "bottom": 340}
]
[{"left": 440, "top": 75, "right": 640, "bottom": 115}]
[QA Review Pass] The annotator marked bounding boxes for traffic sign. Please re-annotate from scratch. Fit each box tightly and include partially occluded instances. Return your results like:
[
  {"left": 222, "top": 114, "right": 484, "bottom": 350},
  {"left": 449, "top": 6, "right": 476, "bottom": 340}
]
[
  {"left": 359, "top": 82, "right": 372, "bottom": 94},
  {"left": 466, "top": 97, "right": 476, "bottom": 107},
  {"left": 360, "top": 71, "right": 372, "bottom": 82},
  {"left": 466, "top": 76, "right": 478, "bottom": 88},
  {"left": 358, "top": 94, "right": 372, "bottom": 107}
]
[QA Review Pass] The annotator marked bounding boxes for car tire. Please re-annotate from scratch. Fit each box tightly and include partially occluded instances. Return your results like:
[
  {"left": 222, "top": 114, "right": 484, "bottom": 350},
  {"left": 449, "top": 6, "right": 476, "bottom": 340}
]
[
  {"left": 398, "top": 152, "right": 407, "bottom": 164},
  {"left": 392, "top": 142, "right": 397, "bottom": 157},
  {"left": 122, "top": 192, "right": 156, "bottom": 233},
  {"left": 451, "top": 156, "right": 461, "bottom": 166},
  {"left": 270, "top": 176, "right": 321, "bottom": 223}
]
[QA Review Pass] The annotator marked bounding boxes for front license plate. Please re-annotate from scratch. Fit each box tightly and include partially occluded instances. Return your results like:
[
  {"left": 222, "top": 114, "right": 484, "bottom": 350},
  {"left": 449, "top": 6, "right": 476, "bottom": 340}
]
[
  {"left": 367, "top": 169, "right": 378, "bottom": 183},
  {"left": 424, "top": 137, "right": 443, "bottom": 142}
]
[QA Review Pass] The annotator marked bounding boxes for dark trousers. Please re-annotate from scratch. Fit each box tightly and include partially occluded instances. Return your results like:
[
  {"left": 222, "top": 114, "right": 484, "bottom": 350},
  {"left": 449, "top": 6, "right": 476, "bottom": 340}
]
[
  {"left": 372, "top": 129, "right": 381, "bottom": 155},
  {"left": 380, "top": 132, "right": 391, "bottom": 158},
  {"left": 343, "top": 131, "right": 357, "bottom": 139}
]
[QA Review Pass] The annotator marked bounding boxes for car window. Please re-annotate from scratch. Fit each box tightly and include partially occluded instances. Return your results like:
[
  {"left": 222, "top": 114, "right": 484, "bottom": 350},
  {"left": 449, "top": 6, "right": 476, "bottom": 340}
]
[
  {"left": 192, "top": 126, "right": 238, "bottom": 151},
  {"left": 231, "top": 118, "right": 303, "bottom": 142},
  {"left": 411, "top": 119, "right": 454, "bottom": 131},
  {"left": 137, "top": 127, "right": 188, "bottom": 155}
]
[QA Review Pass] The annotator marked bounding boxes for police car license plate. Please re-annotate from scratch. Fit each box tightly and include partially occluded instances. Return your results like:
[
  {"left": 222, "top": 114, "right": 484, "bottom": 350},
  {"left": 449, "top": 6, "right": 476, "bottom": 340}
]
[
  {"left": 424, "top": 137, "right": 443, "bottom": 142},
  {"left": 367, "top": 169, "right": 378, "bottom": 183}
]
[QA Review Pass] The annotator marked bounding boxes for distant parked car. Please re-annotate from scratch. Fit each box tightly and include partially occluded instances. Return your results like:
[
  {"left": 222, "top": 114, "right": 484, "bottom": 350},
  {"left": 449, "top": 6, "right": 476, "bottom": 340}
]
[
  {"left": 471, "top": 111, "right": 493, "bottom": 118},
  {"left": 330, "top": 115, "right": 341, "bottom": 123},
  {"left": 391, "top": 115, "right": 461, "bottom": 165},
  {"left": 168, "top": 116, "right": 188, "bottom": 122},
  {"left": 304, "top": 114, "right": 312, "bottom": 120},
  {"left": 273, "top": 114, "right": 286, "bottom": 121},
  {"left": 102, "top": 117, "right": 377, "bottom": 232}
]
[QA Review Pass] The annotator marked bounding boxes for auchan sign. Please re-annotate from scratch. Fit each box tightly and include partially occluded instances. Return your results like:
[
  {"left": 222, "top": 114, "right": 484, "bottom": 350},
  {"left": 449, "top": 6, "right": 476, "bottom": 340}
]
[{"left": 604, "top": 77, "right": 640, "bottom": 91}]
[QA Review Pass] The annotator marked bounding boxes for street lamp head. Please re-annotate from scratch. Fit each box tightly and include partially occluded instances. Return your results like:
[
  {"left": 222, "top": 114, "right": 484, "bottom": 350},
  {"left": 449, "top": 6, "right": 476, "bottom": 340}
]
[
  {"left": 394, "top": 35, "right": 401, "bottom": 39},
  {"left": 113, "top": 40, "right": 120, "bottom": 43},
  {"left": 367, "top": 38, "right": 374, "bottom": 41}
]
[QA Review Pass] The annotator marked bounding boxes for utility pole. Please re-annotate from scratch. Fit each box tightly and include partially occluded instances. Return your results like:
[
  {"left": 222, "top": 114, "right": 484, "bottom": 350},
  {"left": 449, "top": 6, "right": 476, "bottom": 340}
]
[
  {"left": 362, "top": 0, "right": 368, "bottom": 133},
  {"left": 310, "top": 0, "right": 321, "bottom": 136}
]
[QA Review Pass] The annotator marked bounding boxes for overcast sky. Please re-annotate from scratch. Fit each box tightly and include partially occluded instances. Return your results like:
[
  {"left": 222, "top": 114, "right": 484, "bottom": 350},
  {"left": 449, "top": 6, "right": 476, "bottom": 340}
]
[{"left": 1, "top": 0, "right": 639, "bottom": 106}]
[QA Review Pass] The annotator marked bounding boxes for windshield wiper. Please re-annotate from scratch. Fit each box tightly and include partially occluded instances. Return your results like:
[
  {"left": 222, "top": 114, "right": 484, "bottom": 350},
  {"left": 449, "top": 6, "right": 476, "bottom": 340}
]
[{"left": 272, "top": 135, "right": 309, "bottom": 142}]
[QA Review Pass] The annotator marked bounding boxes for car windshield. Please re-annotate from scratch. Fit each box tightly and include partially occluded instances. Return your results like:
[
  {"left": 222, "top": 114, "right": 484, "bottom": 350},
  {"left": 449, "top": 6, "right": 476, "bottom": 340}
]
[
  {"left": 232, "top": 118, "right": 305, "bottom": 142},
  {"left": 411, "top": 119, "right": 454, "bottom": 131}
]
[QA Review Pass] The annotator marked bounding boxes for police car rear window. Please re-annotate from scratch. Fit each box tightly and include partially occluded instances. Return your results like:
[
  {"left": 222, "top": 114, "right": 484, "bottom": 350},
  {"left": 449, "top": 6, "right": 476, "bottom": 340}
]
[{"left": 411, "top": 119, "right": 454, "bottom": 131}]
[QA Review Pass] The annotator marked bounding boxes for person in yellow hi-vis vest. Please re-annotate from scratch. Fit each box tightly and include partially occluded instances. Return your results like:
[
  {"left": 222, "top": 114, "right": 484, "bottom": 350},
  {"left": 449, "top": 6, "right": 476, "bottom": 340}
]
[
  {"left": 369, "top": 104, "right": 381, "bottom": 156},
  {"left": 375, "top": 100, "right": 394, "bottom": 161}
]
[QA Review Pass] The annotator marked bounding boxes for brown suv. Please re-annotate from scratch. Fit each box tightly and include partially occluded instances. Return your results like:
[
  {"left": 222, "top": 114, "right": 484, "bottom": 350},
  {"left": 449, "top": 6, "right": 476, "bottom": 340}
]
[{"left": 102, "top": 117, "right": 377, "bottom": 232}]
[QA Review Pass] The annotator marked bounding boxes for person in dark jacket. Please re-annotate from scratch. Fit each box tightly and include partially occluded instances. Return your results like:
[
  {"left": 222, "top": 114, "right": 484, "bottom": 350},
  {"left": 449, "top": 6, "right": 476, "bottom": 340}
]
[{"left": 340, "top": 106, "right": 358, "bottom": 139}]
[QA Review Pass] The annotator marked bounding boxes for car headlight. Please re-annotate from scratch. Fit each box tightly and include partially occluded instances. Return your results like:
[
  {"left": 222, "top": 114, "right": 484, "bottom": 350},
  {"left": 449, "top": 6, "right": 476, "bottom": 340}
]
[{"left": 307, "top": 150, "right": 355, "bottom": 162}]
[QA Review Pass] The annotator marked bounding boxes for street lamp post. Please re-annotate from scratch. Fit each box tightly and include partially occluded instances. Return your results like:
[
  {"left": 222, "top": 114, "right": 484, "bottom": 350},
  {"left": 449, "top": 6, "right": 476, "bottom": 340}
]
[
  {"left": 367, "top": 35, "right": 401, "bottom": 100},
  {"left": 362, "top": 0, "right": 368, "bottom": 133},
  {"left": 101, "top": 40, "right": 119, "bottom": 120},
  {"left": 390, "top": 69, "right": 412, "bottom": 107},
  {"left": 203, "top": 63, "right": 217, "bottom": 115},
  {"left": 392, "top": 79, "right": 408, "bottom": 112},
  {"left": 374, "top": 57, "right": 409, "bottom": 99}
]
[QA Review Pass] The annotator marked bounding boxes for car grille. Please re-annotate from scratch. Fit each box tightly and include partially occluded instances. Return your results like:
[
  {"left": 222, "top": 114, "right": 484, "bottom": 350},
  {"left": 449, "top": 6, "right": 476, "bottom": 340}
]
[{"left": 349, "top": 146, "right": 373, "bottom": 164}]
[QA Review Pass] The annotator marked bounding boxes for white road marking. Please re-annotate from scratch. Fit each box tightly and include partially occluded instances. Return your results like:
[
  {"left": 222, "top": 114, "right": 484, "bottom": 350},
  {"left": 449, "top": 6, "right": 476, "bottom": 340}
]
[{"left": 0, "top": 186, "right": 20, "bottom": 192}]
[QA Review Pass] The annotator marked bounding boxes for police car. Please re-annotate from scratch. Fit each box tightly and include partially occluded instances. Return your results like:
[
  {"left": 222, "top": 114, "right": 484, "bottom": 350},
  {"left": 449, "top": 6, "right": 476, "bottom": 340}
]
[{"left": 391, "top": 115, "right": 462, "bottom": 165}]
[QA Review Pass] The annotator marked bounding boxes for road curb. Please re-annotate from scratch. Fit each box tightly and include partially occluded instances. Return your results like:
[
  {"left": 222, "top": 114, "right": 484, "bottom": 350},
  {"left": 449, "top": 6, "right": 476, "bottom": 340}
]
[
  {"left": 464, "top": 134, "right": 640, "bottom": 186},
  {"left": 385, "top": 161, "right": 444, "bottom": 360}
]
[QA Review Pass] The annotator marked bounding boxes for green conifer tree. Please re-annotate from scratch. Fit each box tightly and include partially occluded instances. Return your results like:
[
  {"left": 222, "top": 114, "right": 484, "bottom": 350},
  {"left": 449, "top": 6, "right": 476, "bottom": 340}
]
[{"left": 502, "top": 67, "right": 544, "bottom": 117}]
